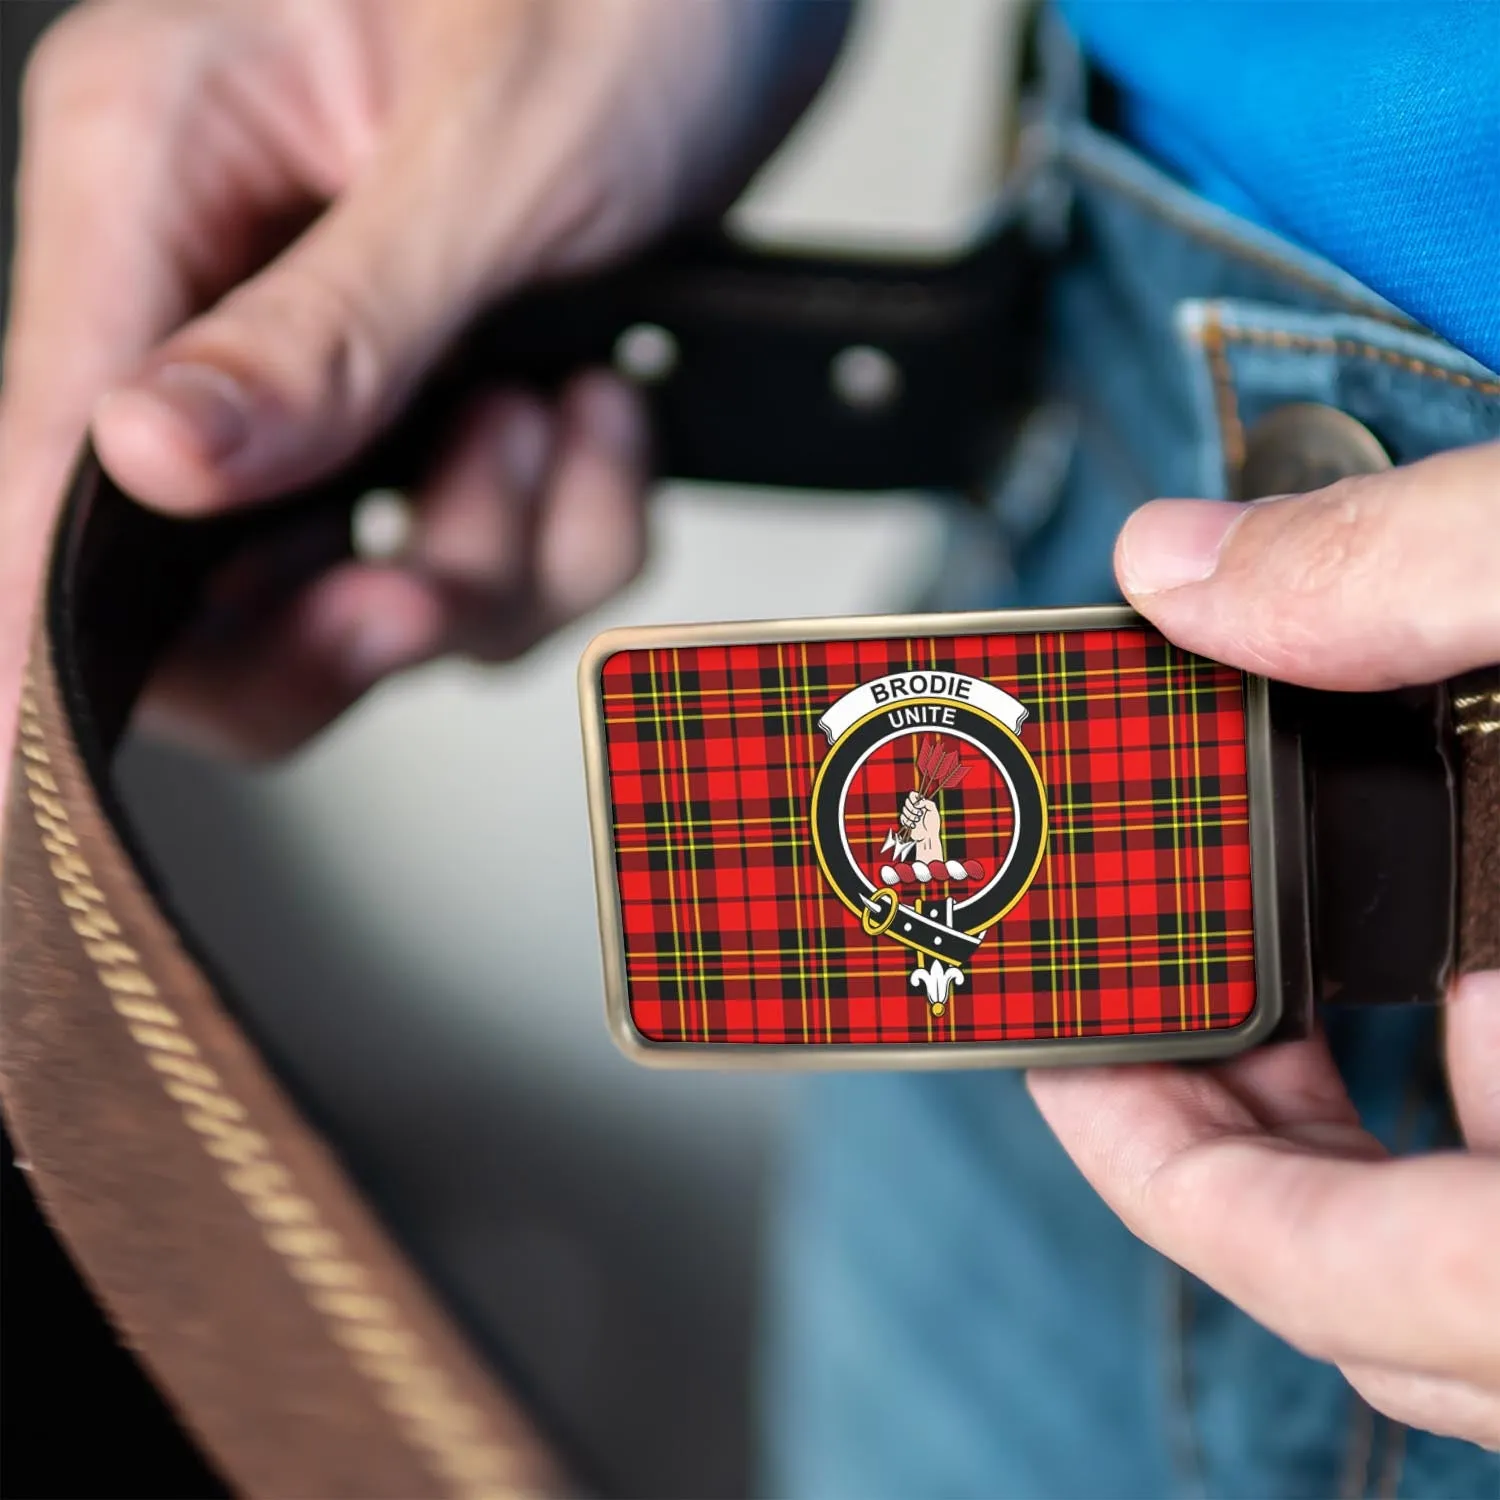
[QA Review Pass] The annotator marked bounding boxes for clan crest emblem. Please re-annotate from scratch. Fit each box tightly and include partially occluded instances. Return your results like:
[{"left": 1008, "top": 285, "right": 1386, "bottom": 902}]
[{"left": 810, "top": 668, "right": 1049, "bottom": 1016}]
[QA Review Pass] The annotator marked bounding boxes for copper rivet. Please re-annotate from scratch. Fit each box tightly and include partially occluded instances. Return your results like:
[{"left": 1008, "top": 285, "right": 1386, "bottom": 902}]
[{"left": 1236, "top": 403, "right": 1391, "bottom": 502}]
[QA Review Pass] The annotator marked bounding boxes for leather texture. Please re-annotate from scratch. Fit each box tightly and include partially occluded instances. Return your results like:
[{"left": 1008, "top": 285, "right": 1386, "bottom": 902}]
[
  {"left": 1454, "top": 665, "right": 1500, "bottom": 974},
  {"left": 2, "top": 669, "right": 567, "bottom": 1500},
  {"left": 2, "top": 457, "right": 569, "bottom": 1499}
]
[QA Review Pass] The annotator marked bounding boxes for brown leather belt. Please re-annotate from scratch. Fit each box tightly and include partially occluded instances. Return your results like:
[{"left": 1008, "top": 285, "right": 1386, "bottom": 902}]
[{"left": 2, "top": 227, "right": 1497, "bottom": 1497}]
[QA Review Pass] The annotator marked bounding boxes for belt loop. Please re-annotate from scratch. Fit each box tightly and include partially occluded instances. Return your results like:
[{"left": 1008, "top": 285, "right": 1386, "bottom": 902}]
[{"left": 1009, "top": 5, "right": 1084, "bottom": 249}]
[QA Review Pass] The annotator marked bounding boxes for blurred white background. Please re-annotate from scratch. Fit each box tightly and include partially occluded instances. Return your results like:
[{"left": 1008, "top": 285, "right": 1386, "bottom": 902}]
[{"left": 119, "top": 2, "right": 1021, "bottom": 1493}]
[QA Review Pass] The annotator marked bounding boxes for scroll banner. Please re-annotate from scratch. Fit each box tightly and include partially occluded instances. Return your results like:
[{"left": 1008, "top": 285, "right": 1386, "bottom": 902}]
[{"left": 817, "top": 670, "right": 1029, "bottom": 745}]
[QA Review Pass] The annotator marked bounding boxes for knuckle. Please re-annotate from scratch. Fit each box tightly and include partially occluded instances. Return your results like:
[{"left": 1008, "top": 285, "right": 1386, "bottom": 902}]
[
  {"left": 1272, "top": 482, "right": 1384, "bottom": 597},
  {"left": 1223, "top": 480, "right": 1391, "bottom": 675},
  {"left": 21, "top": 8, "right": 105, "bottom": 119},
  {"left": 21, "top": 1, "right": 210, "bottom": 138},
  {"left": 218, "top": 264, "right": 389, "bottom": 416}
]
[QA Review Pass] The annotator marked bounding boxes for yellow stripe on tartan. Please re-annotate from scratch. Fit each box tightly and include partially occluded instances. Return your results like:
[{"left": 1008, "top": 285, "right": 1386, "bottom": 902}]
[
  {"left": 802, "top": 642, "right": 835, "bottom": 1044},
  {"left": 626, "top": 954, "right": 1255, "bottom": 984},
  {"left": 823, "top": 660, "right": 868, "bottom": 1035},
  {"left": 1056, "top": 634, "right": 1086, "bottom": 1035},
  {"left": 901, "top": 641, "right": 933, "bottom": 1042},
  {"left": 612, "top": 816, "right": 1248, "bottom": 854},
  {"left": 1027, "top": 633, "right": 1062, "bottom": 1038},
  {"left": 599, "top": 679, "right": 1239, "bottom": 732},
  {"left": 628, "top": 926, "right": 1254, "bottom": 963},
  {"left": 612, "top": 790, "right": 1242, "bottom": 834},
  {"left": 599, "top": 652, "right": 1234, "bottom": 705},
  {"left": 775, "top": 644, "right": 811, "bottom": 1044},
  {"left": 671, "top": 649, "right": 712, "bottom": 1042},
  {"left": 645, "top": 653, "right": 690, "bottom": 1039},
  {"left": 1189, "top": 656, "right": 1214, "bottom": 1028},
  {"left": 1178, "top": 655, "right": 1206, "bottom": 1030},
  {"left": 1160, "top": 639, "right": 1190, "bottom": 1030}
]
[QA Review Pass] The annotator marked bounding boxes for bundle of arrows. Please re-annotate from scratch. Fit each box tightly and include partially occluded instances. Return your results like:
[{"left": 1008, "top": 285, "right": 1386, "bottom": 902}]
[
  {"left": 896, "top": 736, "right": 971, "bottom": 834},
  {"left": 873, "top": 737, "right": 985, "bottom": 885}
]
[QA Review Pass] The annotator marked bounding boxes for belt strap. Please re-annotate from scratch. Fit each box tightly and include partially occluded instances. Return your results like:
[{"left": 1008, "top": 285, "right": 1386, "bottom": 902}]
[
  {"left": 1455, "top": 665, "right": 1500, "bottom": 973},
  {"left": 4, "top": 461, "right": 573, "bottom": 1495}
]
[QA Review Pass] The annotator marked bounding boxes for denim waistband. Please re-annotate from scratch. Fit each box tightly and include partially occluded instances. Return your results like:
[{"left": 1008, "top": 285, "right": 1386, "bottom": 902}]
[{"left": 969, "top": 96, "right": 1500, "bottom": 611}]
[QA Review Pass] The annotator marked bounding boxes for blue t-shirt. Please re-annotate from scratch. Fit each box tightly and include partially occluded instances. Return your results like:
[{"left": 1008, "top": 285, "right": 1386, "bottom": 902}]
[{"left": 1060, "top": 0, "right": 1500, "bottom": 372}]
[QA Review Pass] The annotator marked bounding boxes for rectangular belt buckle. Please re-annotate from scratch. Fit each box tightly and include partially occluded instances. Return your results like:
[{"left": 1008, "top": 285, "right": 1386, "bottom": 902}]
[{"left": 579, "top": 604, "right": 1311, "bottom": 1068}]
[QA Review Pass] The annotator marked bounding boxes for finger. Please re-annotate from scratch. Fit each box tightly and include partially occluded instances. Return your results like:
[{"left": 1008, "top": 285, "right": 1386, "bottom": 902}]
[
  {"left": 0, "top": 2, "right": 304, "bottom": 794},
  {"left": 140, "top": 562, "right": 446, "bottom": 760},
  {"left": 90, "top": 176, "right": 476, "bottom": 511},
  {"left": 89, "top": 20, "right": 611, "bottom": 516},
  {"left": 1029, "top": 1033, "right": 1369, "bottom": 1194},
  {"left": 139, "top": 372, "right": 644, "bottom": 755},
  {"left": 1208, "top": 1025, "right": 1369, "bottom": 1141},
  {"left": 137, "top": 384, "right": 534, "bottom": 756},
  {"left": 1446, "top": 969, "right": 1500, "bottom": 1152},
  {"left": 416, "top": 371, "right": 647, "bottom": 660},
  {"left": 1114, "top": 443, "right": 1500, "bottom": 689},
  {"left": 1342, "top": 1362, "right": 1500, "bottom": 1450},
  {"left": 3, "top": 8, "right": 194, "bottom": 480},
  {"left": 410, "top": 393, "right": 552, "bottom": 594},
  {"left": 1029, "top": 1049, "right": 1500, "bottom": 1384},
  {"left": 528, "top": 372, "right": 649, "bottom": 626}
]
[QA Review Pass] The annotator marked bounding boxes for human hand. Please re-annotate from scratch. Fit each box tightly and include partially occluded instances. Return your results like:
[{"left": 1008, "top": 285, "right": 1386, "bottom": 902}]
[
  {"left": 1030, "top": 441, "right": 1500, "bottom": 1448},
  {"left": 0, "top": 0, "right": 844, "bottom": 767},
  {"left": 901, "top": 791, "right": 942, "bottom": 860}
]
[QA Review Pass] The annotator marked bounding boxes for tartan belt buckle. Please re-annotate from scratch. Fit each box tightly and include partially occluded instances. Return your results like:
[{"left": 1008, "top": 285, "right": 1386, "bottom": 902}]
[{"left": 579, "top": 605, "right": 1457, "bottom": 1069}]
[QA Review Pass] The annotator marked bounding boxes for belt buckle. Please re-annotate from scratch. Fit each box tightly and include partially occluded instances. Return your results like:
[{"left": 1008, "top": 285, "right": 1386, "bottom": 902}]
[{"left": 579, "top": 604, "right": 1311, "bottom": 1068}]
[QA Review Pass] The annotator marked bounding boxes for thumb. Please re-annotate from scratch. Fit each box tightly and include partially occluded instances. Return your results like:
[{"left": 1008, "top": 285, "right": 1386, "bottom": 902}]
[
  {"left": 91, "top": 140, "right": 515, "bottom": 513},
  {"left": 1114, "top": 442, "right": 1500, "bottom": 691},
  {"left": 1447, "top": 970, "right": 1500, "bottom": 1153}
]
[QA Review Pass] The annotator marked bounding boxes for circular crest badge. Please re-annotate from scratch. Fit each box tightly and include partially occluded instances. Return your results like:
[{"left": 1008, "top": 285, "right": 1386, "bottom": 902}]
[{"left": 811, "top": 668, "right": 1048, "bottom": 1016}]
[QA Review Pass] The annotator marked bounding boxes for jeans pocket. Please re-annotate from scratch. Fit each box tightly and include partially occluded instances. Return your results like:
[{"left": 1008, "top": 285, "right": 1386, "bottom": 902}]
[{"left": 1176, "top": 300, "right": 1500, "bottom": 500}]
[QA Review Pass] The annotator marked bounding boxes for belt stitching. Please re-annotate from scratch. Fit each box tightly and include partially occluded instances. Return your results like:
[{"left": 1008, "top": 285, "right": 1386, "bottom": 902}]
[
  {"left": 15, "top": 673, "right": 532, "bottom": 1500},
  {"left": 1453, "top": 687, "right": 1500, "bottom": 738}
]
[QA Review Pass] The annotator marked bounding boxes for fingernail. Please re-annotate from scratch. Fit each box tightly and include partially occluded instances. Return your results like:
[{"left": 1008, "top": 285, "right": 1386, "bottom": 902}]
[
  {"left": 496, "top": 405, "right": 550, "bottom": 495},
  {"left": 125, "top": 362, "right": 253, "bottom": 465},
  {"left": 1117, "top": 499, "right": 1243, "bottom": 595},
  {"left": 574, "top": 375, "right": 645, "bottom": 462}
]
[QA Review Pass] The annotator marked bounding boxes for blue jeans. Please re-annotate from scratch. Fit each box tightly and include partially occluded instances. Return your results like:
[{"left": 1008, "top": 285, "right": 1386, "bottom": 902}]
[{"left": 761, "top": 110, "right": 1500, "bottom": 1500}]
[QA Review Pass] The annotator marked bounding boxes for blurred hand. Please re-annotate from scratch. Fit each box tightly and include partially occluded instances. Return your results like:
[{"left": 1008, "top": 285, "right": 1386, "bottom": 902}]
[
  {"left": 0, "top": 0, "right": 843, "bottom": 763},
  {"left": 1031, "top": 442, "right": 1500, "bottom": 1448}
]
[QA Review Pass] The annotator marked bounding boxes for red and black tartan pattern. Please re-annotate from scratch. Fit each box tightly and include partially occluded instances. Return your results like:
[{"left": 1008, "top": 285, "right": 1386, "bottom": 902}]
[{"left": 599, "top": 626, "right": 1256, "bottom": 1045}]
